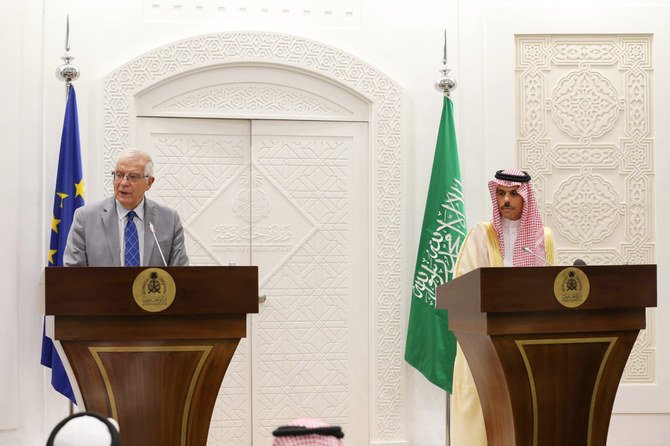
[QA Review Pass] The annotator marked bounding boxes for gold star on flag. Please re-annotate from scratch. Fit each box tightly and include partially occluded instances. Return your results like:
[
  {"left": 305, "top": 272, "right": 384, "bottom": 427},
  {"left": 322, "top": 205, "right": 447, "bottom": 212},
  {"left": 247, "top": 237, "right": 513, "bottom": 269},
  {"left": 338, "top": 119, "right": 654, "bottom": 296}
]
[
  {"left": 74, "top": 179, "right": 85, "bottom": 199},
  {"left": 51, "top": 215, "right": 61, "bottom": 233},
  {"left": 57, "top": 192, "right": 69, "bottom": 208},
  {"left": 48, "top": 249, "right": 58, "bottom": 265}
]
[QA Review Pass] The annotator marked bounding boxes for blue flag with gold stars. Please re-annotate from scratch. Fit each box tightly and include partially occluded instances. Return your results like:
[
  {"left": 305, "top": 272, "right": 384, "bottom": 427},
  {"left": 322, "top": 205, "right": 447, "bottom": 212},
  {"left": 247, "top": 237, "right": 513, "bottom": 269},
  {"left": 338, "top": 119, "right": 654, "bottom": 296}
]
[{"left": 40, "top": 86, "right": 85, "bottom": 403}]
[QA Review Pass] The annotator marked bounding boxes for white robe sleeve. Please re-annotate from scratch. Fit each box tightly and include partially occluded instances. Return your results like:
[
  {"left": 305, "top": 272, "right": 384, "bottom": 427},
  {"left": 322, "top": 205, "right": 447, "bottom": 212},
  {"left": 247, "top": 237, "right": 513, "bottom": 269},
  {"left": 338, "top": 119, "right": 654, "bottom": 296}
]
[{"left": 454, "top": 222, "right": 492, "bottom": 278}]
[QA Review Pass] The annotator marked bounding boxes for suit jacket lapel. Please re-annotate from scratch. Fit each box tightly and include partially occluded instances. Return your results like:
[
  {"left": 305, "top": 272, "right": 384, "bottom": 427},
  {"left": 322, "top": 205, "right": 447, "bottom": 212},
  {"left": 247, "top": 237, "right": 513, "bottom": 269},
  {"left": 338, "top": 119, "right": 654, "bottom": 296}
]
[
  {"left": 144, "top": 199, "right": 158, "bottom": 265},
  {"left": 101, "top": 197, "right": 121, "bottom": 266}
]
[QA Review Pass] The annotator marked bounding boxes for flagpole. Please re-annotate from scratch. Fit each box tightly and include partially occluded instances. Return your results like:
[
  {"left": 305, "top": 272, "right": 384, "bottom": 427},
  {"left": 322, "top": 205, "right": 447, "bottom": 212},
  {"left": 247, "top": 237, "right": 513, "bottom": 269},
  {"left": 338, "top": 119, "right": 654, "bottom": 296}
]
[
  {"left": 54, "top": 14, "right": 79, "bottom": 417},
  {"left": 436, "top": 28, "right": 456, "bottom": 445},
  {"left": 436, "top": 29, "right": 456, "bottom": 98},
  {"left": 56, "top": 14, "right": 80, "bottom": 97}
]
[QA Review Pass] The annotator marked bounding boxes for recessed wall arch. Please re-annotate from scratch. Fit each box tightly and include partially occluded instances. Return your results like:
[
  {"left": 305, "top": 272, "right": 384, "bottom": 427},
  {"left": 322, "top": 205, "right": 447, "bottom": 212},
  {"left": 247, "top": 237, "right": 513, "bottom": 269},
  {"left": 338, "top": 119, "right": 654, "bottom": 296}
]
[
  {"left": 135, "top": 62, "right": 372, "bottom": 121},
  {"left": 102, "top": 31, "right": 406, "bottom": 443}
]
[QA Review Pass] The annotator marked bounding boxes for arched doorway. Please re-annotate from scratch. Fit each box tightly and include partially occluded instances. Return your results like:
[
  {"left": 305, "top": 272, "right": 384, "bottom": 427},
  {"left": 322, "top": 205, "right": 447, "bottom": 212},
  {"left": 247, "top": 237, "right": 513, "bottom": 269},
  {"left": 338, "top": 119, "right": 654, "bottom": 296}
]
[{"left": 103, "top": 32, "right": 406, "bottom": 445}]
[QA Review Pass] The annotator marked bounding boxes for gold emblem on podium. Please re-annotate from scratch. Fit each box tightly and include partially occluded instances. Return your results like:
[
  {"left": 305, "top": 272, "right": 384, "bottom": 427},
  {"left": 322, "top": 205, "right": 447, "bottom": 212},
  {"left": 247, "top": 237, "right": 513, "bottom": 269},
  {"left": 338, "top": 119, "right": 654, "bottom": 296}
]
[
  {"left": 554, "top": 267, "right": 590, "bottom": 308},
  {"left": 132, "top": 268, "right": 176, "bottom": 312}
]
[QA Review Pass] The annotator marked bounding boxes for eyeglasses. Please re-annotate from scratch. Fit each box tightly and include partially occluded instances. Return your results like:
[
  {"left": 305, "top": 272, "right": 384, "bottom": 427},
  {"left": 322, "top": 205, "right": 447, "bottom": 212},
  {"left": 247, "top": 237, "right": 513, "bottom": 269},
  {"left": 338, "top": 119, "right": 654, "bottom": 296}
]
[{"left": 111, "top": 171, "right": 149, "bottom": 183}]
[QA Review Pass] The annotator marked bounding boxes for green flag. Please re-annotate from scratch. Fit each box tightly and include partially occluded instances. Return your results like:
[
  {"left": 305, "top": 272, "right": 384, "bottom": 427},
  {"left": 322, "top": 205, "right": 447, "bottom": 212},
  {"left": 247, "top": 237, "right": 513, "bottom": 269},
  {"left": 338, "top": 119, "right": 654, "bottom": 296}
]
[{"left": 405, "top": 96, "right": 467, "bottom": 393}]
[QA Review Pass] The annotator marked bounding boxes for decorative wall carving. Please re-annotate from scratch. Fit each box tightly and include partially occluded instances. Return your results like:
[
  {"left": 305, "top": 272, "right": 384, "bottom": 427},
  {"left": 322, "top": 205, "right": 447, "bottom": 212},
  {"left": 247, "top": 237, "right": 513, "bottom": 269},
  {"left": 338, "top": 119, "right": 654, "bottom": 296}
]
[
  {"left": 517, "top": 35, "right": 654, "bottom": 382},
  {"left": 548, "top": 172, "right": 623, "bottom": 244},
  {"left": 104, "top": 31, "right": 404, "bottom": 442},
  {"left": 153, "top": 84, "right": 350, "bottom": 116},
  {"left": 549, "top": 69, "right": 623, "bottom": 140}
]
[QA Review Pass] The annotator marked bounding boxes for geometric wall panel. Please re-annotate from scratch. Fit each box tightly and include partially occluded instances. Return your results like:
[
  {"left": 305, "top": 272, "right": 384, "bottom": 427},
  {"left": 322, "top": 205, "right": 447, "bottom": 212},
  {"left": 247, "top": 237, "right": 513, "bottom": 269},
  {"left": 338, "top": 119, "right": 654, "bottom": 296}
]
[
  {"left": 250, "top": 121, "right": 366, "bottom": 443},
  {"left": 517, "top": 34, "right": 654, "bottom": 383}
]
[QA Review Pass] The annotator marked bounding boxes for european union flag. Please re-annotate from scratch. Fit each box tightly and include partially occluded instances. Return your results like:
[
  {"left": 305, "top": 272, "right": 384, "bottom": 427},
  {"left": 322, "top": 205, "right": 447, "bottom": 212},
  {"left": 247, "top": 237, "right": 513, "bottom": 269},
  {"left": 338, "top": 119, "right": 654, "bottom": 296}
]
[{"left": 40, "top": 86, "right": 85, "bottom": 403}]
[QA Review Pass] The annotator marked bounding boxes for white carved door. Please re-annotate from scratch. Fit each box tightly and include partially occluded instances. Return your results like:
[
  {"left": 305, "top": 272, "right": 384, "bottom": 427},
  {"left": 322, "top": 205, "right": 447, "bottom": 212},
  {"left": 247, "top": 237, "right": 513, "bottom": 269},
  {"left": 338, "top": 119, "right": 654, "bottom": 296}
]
[
  {"left": 136, "top": 117, "right": 370, "bottom": 445},
  {"left": 249, "top": 120, "right": 369, "bottom": 445}
]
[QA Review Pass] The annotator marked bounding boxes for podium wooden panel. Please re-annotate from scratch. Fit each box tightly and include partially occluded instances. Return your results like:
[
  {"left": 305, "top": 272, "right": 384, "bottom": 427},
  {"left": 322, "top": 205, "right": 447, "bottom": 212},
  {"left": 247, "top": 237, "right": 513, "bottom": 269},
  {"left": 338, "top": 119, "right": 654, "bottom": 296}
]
[
  {"left": 45, "top": 266, "right": 258, "bottom": 446},
  {"left": 437, "top": 265, "right": 656, "bottom": 446}
]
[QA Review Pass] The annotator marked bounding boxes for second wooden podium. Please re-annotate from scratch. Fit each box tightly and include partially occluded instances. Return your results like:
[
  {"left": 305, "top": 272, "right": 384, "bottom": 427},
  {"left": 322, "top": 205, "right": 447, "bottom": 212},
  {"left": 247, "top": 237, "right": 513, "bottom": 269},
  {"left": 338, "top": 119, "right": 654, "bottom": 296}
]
[
  {"left": 437, "top": 265, "right": 656, "bottom": 446},
  {"left": 45, "top": 266, "right": 258, "bottom": 446}
]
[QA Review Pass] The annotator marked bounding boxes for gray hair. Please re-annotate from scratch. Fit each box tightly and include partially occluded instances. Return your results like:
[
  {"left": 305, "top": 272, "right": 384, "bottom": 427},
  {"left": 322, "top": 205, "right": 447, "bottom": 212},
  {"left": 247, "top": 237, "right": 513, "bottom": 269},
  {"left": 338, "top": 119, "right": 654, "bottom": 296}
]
[{"left": 116, "top": 148, "right": 154, "bottom": 177}]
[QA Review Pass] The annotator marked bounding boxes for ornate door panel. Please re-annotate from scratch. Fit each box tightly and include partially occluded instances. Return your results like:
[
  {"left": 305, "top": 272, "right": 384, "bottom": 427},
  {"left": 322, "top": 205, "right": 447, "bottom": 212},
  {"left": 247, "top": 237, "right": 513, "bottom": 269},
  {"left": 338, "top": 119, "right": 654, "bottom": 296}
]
[
  {"left": 135, "top": 117, "right": 370, "bottom": 445},
  {"left": 136, "top": 117, "right": 253, "bottom": 267},
  {"left": 250, "top": 120, "right": 369, "bottom": 445},
  {"left": 137, "top": 117, "right": 254, "bottom": 445}
]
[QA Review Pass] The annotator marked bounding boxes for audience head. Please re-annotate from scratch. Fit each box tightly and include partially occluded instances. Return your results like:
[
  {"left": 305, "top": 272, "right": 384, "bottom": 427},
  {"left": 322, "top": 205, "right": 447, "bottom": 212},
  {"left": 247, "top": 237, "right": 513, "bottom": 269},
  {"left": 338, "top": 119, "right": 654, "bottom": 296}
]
[{"left": 46, "top": 412, "right": 120, "bottom": 446}]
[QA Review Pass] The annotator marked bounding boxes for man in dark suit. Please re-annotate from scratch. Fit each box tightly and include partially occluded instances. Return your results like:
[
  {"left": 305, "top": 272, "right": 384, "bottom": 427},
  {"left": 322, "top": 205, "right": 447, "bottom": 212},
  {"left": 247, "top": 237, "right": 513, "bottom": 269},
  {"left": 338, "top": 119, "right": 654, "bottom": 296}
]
[{"left": 63, "top": 148, "right": 189, "bottom": 267}]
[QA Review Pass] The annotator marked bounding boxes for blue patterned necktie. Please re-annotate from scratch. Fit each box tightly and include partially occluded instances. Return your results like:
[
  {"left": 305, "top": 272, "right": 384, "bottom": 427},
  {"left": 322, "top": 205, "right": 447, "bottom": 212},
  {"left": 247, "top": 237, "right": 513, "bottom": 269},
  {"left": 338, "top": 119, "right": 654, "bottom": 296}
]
[{"left": 125, "top": 210, "right": 140, "bottom": 267}]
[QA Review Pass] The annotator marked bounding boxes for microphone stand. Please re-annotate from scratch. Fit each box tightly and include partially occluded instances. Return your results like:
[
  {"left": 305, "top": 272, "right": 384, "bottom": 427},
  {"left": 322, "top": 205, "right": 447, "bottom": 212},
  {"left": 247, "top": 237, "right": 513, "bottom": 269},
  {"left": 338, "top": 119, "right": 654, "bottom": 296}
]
[
  {"left": 522, "top": 247, "right": 554, "bottom": 266},
  {"left": 149, "top": 222, "right": 168, "bottom": 267}
]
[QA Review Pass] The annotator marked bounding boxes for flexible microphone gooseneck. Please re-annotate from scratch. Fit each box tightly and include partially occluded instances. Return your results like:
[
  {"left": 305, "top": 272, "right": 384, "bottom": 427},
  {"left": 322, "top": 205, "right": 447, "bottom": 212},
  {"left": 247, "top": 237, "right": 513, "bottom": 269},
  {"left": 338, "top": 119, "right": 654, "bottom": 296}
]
[
  {"left": 149, "top": 222, "right": 168, "bottom": 267},
  {"left": 522, "top": 246, "right": 554, "bottom": 266}
]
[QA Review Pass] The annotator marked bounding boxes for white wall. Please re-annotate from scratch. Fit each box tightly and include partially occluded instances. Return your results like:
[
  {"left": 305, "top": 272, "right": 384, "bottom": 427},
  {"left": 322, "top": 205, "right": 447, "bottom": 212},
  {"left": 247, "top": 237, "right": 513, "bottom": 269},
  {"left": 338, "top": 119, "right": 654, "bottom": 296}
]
[
  {"left": 3, "top": 1, "right": 459, "bottom": 444},
  {"left": 2, "top": 0, "right": 668, "bottom": 444},
  {"left": 0, "top": 0, "right": 22, "bottom": 436},
  {"left": 1, "top": 0, "right": 67, "bottom": 444}
]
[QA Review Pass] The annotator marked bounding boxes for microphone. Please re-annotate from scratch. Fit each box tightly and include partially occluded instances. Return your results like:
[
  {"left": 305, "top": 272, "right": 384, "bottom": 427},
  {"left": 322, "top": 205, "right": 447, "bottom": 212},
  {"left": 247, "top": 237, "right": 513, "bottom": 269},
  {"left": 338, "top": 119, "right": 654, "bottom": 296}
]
[
  {"left": 573, "top": 259, "right": 587, "bottom": 266},
  {"left": 149, "top": 222, "right": 168, "bottom": 267},
  {"left": 522, "top": 246, "right": 553, "bottom": 266}
]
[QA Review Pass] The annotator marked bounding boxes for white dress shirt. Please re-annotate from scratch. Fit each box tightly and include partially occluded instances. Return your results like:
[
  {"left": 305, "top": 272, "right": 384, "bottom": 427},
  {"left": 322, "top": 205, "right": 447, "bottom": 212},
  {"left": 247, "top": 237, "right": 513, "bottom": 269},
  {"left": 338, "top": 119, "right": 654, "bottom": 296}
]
[{"left": 501, "top": 218, "right": 519, "bottom": 267}]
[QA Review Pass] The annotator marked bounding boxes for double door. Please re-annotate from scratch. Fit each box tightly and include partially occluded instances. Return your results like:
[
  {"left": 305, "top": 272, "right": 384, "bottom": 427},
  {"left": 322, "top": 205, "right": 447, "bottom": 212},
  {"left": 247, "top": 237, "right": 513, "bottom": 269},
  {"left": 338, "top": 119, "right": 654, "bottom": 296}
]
[{"left": 137, "top": 117, "right": 370, "bottom": 445}]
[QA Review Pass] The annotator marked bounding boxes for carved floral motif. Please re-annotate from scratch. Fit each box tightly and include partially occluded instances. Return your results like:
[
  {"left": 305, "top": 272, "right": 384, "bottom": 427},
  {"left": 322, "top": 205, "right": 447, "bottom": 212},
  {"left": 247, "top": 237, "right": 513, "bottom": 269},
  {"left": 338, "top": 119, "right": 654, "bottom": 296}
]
[
  {"left": 551, "top": 69, "right": 622, "bottom": 139},
  {"left": 517, "top": 35, "right": 654, "bottom": 383}
]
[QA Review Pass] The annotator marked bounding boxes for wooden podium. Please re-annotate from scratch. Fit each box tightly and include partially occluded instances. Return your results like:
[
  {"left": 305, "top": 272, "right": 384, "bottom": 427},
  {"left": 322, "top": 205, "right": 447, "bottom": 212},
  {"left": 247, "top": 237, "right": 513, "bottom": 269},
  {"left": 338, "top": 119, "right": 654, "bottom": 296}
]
[
  {"left": 45, "top": 266, "right": 258, "bottom": 446},
  {"left": 437, "top": 265, "right": 656, "bottom": 446}
]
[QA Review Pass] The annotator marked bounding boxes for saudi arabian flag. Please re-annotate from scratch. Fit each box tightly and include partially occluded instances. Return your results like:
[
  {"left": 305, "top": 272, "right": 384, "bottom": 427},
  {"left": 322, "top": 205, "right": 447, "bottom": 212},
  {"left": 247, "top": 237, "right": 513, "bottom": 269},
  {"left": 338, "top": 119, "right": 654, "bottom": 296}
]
[{"left": 405, "top": 95, "right": 467, "bottom": 393}]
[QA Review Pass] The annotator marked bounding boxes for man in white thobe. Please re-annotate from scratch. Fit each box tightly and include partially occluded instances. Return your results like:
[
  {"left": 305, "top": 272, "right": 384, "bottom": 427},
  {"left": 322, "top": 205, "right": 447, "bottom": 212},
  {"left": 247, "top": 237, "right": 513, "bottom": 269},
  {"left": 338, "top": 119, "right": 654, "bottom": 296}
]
[{"left": 450, "top": 168, "right": 556, "bottom": 446}]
